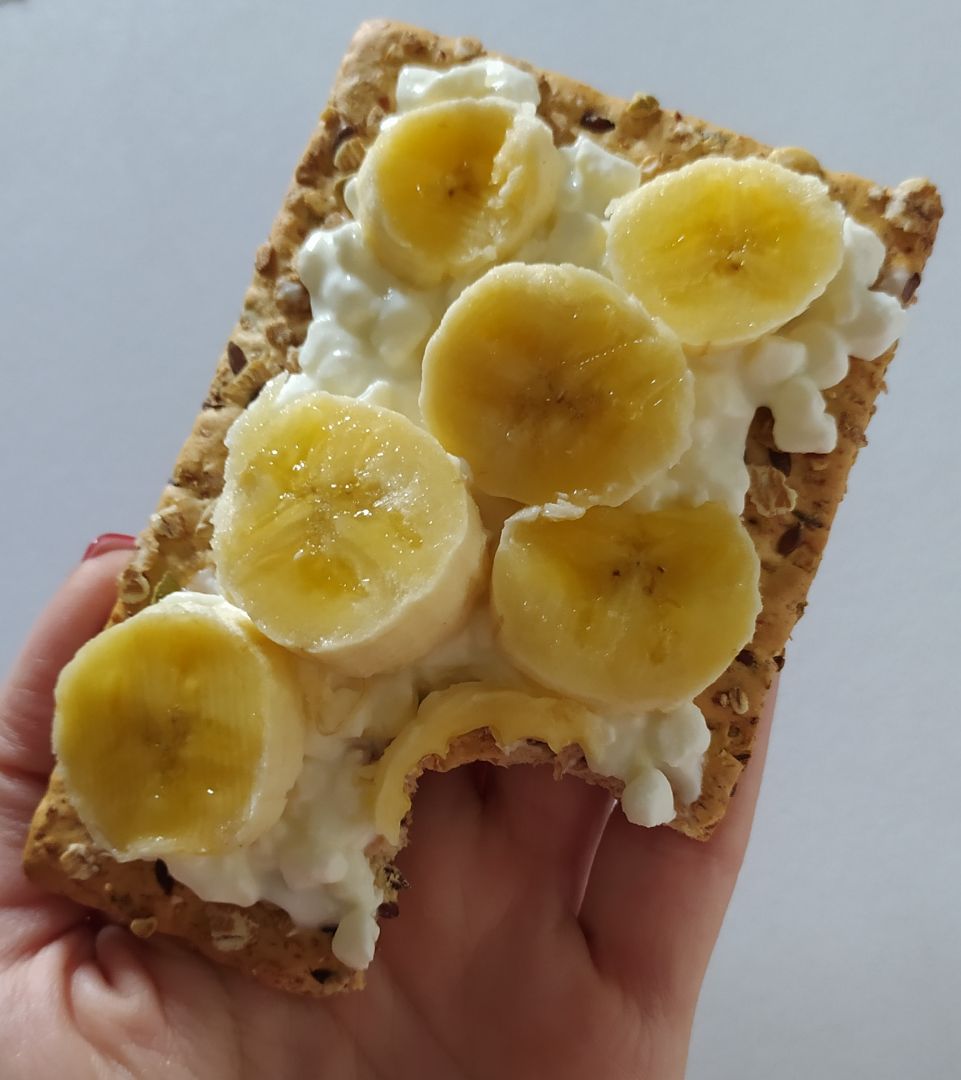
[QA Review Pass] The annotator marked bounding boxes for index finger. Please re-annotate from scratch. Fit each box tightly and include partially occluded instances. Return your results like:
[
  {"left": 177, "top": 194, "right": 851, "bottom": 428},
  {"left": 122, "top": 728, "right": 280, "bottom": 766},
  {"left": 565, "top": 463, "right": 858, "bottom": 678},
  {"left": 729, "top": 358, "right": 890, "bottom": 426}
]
[{"left": 577, "top": 680, "right": 776, "bottom": 1012}]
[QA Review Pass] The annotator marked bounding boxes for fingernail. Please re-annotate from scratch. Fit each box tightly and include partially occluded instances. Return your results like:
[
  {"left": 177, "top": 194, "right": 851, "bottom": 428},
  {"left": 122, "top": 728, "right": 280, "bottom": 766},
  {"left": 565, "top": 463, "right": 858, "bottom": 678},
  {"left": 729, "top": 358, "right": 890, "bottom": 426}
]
[{"left": 82, "top": 533, "right": 136, "bottom": 560}]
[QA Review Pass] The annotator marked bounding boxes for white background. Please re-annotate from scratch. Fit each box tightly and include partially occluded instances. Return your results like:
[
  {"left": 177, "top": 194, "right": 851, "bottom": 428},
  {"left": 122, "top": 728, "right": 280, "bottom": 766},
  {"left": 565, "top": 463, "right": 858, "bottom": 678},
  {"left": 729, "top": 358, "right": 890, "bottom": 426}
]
[{"left": 2, "top": 2, "right": 959, "bottom": 1077}]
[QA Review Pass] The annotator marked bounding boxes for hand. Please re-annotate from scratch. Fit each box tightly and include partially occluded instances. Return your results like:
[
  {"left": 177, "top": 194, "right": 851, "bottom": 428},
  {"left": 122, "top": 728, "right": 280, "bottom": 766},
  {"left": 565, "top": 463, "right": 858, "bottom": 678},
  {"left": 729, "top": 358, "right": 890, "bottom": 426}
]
[{"left": 1, "top": 541, "right": 773, "bottom": 1080}]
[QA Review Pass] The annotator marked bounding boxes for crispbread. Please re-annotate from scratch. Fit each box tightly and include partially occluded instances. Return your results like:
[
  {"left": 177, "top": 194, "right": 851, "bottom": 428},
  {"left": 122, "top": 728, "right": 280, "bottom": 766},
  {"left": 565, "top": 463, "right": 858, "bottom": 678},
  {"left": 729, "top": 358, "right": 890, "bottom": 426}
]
[{"left": 22, "top": 19, "right": 941, "bottom": 996}]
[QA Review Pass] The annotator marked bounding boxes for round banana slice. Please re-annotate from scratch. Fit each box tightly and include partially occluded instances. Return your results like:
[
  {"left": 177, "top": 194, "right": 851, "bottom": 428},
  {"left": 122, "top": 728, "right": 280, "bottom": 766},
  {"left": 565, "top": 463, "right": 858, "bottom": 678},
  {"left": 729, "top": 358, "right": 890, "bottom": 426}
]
[
  {"left": 369, "top": 683, "right": 604, "bottom": 844},
  {"left": 607, "top": 157, "right": 845, "bottom": 348},
  {"left": 53, "top": 593, "right": 307, "bottom": 860},
  {"left": 491, "top": 502, "right": 761, "bottom": 710},
  {"left": 420, "top": 263, "right": 693, "bottom": 507},
  {"left": 213, "top": 383, "right": 486, "bottom": 676},
  {"left": 354, "top": 97, "right": 561, "bottom": 287}
]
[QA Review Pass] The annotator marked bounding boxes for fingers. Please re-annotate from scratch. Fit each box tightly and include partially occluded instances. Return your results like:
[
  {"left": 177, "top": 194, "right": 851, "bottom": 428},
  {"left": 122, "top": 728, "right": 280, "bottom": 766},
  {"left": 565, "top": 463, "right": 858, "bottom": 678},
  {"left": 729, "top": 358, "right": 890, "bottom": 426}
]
[
  {"left": 0, "top": 544, "right": 134, "bottom": 782},
  {"left": 578, "top": 681, "right": 777, "bottom": 1011},
  {"left": 393, "top": 763, "right": 486, "bottom": 876},
  {"left": 378, "top": 759, "right": 611, "bottom": 976},
  {"left": 375, "top": 764, "right": 487, "bottom": 968},
  {"left": 482, "top": 765, "right": 613, "bottom": 910}
]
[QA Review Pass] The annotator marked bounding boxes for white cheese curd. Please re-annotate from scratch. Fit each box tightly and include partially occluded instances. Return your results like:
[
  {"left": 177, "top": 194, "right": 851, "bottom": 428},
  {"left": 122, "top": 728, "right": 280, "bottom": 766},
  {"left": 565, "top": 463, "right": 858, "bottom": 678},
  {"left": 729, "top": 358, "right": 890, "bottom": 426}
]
[
  {"left": 296, "top": 226, "right": 435, "bottom": 423},
  {"left": 410, "top": 607, "right": 521, "bottom": 692},
  {"left": 584, "top": 702, "right": 711, "bottom": 827},
  {"left": 177, "top": 59, "right": 907, "bottom": 955},
  {"left": 394, "top": 58, "right": 540, "bottom": 112},
  {"left": 516, "top": 136, "right": 641, "bottom": 270},
  {"left": 184, "top": 565, "right": 219, "bottom": 595}
]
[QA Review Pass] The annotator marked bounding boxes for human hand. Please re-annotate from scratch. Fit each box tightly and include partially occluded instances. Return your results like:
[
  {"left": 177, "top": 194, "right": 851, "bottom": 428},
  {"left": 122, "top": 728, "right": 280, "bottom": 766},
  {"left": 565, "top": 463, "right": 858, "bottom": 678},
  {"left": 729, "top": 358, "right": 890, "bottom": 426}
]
[{"left": 1, "top": 541, "right": 773, "bottom": 1080}]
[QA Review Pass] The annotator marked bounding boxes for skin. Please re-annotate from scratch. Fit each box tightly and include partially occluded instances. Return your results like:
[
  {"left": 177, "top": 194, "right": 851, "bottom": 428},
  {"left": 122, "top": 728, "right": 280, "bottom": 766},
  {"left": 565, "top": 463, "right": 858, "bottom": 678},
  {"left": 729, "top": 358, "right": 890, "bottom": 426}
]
[{"left": 0, "top": 546, "right": 774, "bottom": 1080}]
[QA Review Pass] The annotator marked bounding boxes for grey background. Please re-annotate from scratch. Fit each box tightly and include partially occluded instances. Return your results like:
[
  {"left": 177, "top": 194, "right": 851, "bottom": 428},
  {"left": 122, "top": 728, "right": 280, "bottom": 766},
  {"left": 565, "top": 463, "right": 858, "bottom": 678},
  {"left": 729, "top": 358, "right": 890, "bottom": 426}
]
[{"left": 2, "top": 2, "right": 959, "bottom": 1076}]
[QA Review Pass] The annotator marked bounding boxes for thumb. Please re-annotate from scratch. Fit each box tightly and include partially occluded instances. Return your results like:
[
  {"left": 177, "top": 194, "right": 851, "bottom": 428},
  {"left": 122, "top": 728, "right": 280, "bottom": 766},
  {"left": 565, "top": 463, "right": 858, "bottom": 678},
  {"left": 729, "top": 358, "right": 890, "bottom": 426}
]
[
  {"left": 0, "top": 539, "right": 134, "bottom": 921},
  {"left": 0, "top": 538, "right": 135, "bottom": 782}
]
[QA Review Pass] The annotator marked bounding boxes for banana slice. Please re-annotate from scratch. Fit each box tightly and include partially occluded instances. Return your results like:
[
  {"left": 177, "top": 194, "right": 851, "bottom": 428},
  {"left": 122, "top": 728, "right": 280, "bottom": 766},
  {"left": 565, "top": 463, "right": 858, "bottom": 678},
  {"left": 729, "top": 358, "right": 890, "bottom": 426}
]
[
  {"left": 607, "top": 157, "right": 845, "bottom": 348},
  {"left": 354, "top": 97, "right": 561, "bottom": 287},
  {"left": 53, "top": 593, "right": 307, "bottom": 860},
  {"left": 213, "top": 381, "right": 486, "bottom": 676},
  {"left": 369, "top": 683, "right": 605, "bottom": 844},
  {"left": 491, "top": 502, "right": 761, "bottom": 709},
  {"left": 420, "top": 263, "right": 693, "bottom": 506}
]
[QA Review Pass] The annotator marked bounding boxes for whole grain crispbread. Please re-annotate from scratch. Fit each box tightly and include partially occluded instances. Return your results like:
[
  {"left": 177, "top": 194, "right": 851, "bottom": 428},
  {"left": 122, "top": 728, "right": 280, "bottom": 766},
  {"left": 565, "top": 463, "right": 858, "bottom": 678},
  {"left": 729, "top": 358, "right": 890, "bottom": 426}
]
[{"left": 23, "top": 19, "right": 942, "bottom": 996}]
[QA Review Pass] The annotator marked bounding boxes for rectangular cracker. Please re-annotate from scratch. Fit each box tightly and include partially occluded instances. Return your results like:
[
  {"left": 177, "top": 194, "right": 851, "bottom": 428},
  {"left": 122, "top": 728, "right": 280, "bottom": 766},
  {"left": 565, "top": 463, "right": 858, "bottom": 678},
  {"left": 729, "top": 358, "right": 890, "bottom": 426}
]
[{"left": 22, "top": 19, "right": 941, "bottom": 997}]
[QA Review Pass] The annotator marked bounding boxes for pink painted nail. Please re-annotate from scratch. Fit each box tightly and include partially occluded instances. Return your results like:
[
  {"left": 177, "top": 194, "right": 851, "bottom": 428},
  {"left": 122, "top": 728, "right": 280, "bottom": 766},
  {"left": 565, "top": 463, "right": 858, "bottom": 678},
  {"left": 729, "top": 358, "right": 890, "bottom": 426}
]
[{"left": 82, "top": 533, "right": 136, "bottom": 561}]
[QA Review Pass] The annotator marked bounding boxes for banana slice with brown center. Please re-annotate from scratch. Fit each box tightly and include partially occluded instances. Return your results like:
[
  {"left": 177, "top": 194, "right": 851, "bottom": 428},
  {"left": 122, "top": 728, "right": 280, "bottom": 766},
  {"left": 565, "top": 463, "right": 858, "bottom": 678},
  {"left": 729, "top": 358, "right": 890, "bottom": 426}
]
[
  {"left": 491, "top": 502, "right": 761, "bottom": 710},
  {"left": 607, "top": 157, "right": 845, "bottom": 348},
  {"left": 213, "top": 381, "right": 486, "bottom": 677},
  {"left": 53, "top": 594, "right": 307, "bottom": 860},
  {"left": 354, "top": 97, "right": 561, "bottom": 287},
  {"left": 420, "top": 263, "right": 693, "bottom": 507}
]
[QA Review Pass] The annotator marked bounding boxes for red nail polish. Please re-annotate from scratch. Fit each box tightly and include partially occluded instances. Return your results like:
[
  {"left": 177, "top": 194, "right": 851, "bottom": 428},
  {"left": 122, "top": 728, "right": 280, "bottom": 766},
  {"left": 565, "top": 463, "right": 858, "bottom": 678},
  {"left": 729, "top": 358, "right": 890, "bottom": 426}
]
[{"left": 82, "top": 533, "right": 136, "bottom": 560}]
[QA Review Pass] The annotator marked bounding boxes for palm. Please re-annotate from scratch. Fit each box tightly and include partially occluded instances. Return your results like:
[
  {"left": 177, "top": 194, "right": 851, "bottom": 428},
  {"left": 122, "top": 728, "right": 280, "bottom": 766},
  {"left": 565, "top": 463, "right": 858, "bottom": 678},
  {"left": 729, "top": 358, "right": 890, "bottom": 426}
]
[{"left": 1, "top": 552, "right": 770, "bottom": 1080}]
